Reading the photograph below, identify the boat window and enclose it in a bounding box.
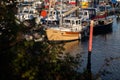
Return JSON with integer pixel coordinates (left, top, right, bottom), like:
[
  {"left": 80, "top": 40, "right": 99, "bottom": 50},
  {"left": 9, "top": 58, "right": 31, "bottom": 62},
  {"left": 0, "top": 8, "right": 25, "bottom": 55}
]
[
  {"left": 57, "top": 11, "right": 60, "bottom": 15},
  {"left": 72, "top": 20, "right": 74, "bottom": 24},
  {"left": 79, "top": 12, "right": 83, "bottom": 15},
  {"left": 107, "top": 6, "right": 110, "bottom": 9},
  {"left": 30, "top": 11, "right": 33, "bottom": 14},
  {"left": 84, "top": 12, "right": 87, "bottom": 15},
  {"left": 76, "top": 21, "right": 79, "bottom": 25},
  {"left": 65, "top": 20, "right": 70, "bottom": 23},
  {"left": 79, "top": 20, "right": 81, "bottom": 24},
  {"left": 24, "top": 10, "right": 29, "bottom": 13},
  {"left": 50, "top": 12, "right": 52, "bottom": 14},
  {"left": 99, "top": 6, "right": 105, "bottom": 11},
  {"left": 20, "top": 10, "right": 22, "bottom": 13},
  {"left": 106, "top": 6, "right": 112, "bottom": 11}
]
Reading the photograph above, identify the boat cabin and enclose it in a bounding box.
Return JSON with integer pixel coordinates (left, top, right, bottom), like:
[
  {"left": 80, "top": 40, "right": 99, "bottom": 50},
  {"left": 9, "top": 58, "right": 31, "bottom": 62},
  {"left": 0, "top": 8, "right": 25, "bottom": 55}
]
[
  {"left": 79, "top": 10, "right": 90, "bottom": 21},
  {"left": 62, "top": 17, "right": 87, "bottom": 31},
  {"left": 16, "top": 7, "right": 37, "bottom": 21},
  {"left": 81, "top": 8, "right": 98, "bottom": 20},
  {"left": 44, "top": 8, "right": 59, "bottom": 24}
]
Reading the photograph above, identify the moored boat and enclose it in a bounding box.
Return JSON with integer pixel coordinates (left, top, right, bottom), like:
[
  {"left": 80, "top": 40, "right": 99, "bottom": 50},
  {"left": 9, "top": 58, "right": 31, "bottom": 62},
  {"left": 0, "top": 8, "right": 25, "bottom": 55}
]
[
  {"left": 93, "top": 18, "right": 113, "bottom": 34},
  {"left": 92, "top": 5, "right": 114, "bottom": 34},
  {"left": 45, "top": 0, "right": 90, "bottom": 42},
  {"left": 45, "top": 17, "right": 89, "bottom": 41}
]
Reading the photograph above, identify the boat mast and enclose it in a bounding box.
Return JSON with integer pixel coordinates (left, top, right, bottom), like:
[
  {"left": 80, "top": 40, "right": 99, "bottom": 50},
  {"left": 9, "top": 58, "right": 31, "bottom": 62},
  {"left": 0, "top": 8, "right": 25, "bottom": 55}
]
[
  {"left": 75, "top": 0, "right": 79, "bottom": 17},
  {"left": 48, "top": 0, "right": 56, "bottom": 19},
  {"left": 59, "top": 0, "right": 63, "bottom": 26}
]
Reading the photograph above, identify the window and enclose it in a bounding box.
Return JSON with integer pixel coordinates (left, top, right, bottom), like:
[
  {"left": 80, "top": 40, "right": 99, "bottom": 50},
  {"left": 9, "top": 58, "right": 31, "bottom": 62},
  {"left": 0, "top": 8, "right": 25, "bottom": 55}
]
[
  {"left": 99, "top": 6, "right": 105, "bottom": 11},
  {"left": 72, "top": 20, "right": 74, "bottom": 24},
  {"left": 24, "top": 10, "right": 29, "bottom": 13},
  {"left": 76, "top": 21, "right": 79, "bottom": 24},
  {"left": 84, "top": 12, "right": 87, "bottom": 15},
  {"left": 30, "top": 11, "right": 33, "bottom": 14}
]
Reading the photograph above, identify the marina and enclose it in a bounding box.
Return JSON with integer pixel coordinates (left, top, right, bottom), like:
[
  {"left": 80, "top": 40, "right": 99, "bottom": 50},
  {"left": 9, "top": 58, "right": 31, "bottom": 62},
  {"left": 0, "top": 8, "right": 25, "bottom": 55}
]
[
  {"left": 1, "top": 0, "right": 120, "bottom": 80},
  {"left": 15, "top": 1, "right": 120, "bottom": 79},
  {"left": 14, "top": 0, "right": 120, "bottom": 80},
  {"left": 14, "top": 0, "right": 120, "bottom": 42}
]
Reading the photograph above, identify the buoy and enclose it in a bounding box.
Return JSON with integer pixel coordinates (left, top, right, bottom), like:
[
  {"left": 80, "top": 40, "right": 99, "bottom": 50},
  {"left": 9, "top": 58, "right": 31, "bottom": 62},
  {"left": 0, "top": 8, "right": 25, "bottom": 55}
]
[{"left": 40, "top": 10, "right": 47, "bottom": 18}]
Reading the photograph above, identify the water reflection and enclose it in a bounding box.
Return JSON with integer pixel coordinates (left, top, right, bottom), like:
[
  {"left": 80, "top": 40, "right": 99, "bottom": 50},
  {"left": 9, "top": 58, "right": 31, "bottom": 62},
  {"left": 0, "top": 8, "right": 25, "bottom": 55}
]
[
  {"left": 86, "top": 51, "right": 92, "bottom": 80},
  {"left": 63, "top": 40, "right": 83, "bottom": 56}
]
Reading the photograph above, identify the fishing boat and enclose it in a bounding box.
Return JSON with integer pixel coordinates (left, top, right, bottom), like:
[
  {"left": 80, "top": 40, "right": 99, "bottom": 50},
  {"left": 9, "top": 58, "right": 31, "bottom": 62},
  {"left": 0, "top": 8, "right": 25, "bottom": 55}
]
[
  {"left": 45, "top": 16, "right": 89, "bottom": 41},
  {"left": 44, "top": 0, "right": 90, "bottom": 42},
  {"left": 93, "top": 18, "right": 113, "bottom": 34},
  {"left": 76, "top": 0, "right": 114, "bottom": 36},
  {"left": 93, "top": 5, "right": 113, "bottom": 34}
]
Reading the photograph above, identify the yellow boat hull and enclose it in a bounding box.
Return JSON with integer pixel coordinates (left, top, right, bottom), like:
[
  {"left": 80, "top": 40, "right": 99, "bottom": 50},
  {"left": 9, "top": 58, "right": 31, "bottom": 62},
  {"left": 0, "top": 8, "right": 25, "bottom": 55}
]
[{"left": 46, "top": 29, "right": 81, "bottom": 41}]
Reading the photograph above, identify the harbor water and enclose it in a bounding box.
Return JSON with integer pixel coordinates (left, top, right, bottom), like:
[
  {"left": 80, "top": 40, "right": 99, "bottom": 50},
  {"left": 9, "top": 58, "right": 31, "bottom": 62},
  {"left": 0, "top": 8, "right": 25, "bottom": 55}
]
[{"left": 64, "top": 17, "right": 120, "bottom": 80}]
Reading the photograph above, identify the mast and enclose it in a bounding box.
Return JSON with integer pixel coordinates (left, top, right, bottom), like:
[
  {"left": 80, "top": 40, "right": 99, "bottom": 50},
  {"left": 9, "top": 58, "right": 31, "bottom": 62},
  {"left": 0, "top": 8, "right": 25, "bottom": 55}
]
[
  {"left": 48, "top": 0, "right": 56, "bottom": 19},
  {"left": 59, "top": 0, "right": 63, "bottom": 26},
  {"left": 75, "top": 0, "right": 79, "bottom": 17}
]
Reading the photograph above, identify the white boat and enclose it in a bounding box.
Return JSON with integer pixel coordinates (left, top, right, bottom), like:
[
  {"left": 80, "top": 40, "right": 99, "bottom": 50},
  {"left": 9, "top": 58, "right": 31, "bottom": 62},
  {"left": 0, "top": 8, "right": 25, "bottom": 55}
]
[
  {"left": 15, "top": 7, "right": 37, "bottom": 22},
  {"left": 45, "top": 8, "right": 60, "bottom": 24}
]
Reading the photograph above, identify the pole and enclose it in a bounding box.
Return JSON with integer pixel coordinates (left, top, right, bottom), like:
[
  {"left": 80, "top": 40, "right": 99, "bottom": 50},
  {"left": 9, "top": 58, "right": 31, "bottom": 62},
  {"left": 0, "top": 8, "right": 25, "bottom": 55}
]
[
  {"left": 75, "top": 0, "right": 78, "bottom": 17},
  {"left": 86, "top": 20, "right": 94, "bottom": 80},
  {"left": 59, "top": 0, "right": 63, "bottom": 26},
  {"left": 88, "top": 20, "right": 94, "bottom": 52}
]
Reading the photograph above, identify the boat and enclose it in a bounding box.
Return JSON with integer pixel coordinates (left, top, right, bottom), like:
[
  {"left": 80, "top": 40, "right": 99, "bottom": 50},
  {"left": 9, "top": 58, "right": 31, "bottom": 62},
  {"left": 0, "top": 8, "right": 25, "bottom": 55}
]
[
  {"left": 92, "top": 5, "right": 113, "bottom": 34},
  {"left": 45, "top": 8, "right": 60, "bottom": 24},
  {"left": 80, "top": 2, "right": 114, "bottom": 34},
  {"left": 44, "top": 0, "right": 90, "bottom": 42},
  {"left": 93, "top": 18, "right": 113, "bottom": 34},
  {"left": 45, "top": 16, "right": 89, "bottom": 41},
  {"left": 16, "top": 4, "right": 37, "bottom": 22}
]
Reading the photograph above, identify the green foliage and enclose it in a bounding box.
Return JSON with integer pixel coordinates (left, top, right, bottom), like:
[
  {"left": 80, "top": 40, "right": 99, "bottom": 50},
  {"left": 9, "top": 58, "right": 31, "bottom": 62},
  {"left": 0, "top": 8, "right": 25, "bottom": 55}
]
[
  {"left": 10, "top": 40, "right": 82, "bottom": 80},
  {"left": 0, "top": 0, "right": 20, "bottom": 50}
]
